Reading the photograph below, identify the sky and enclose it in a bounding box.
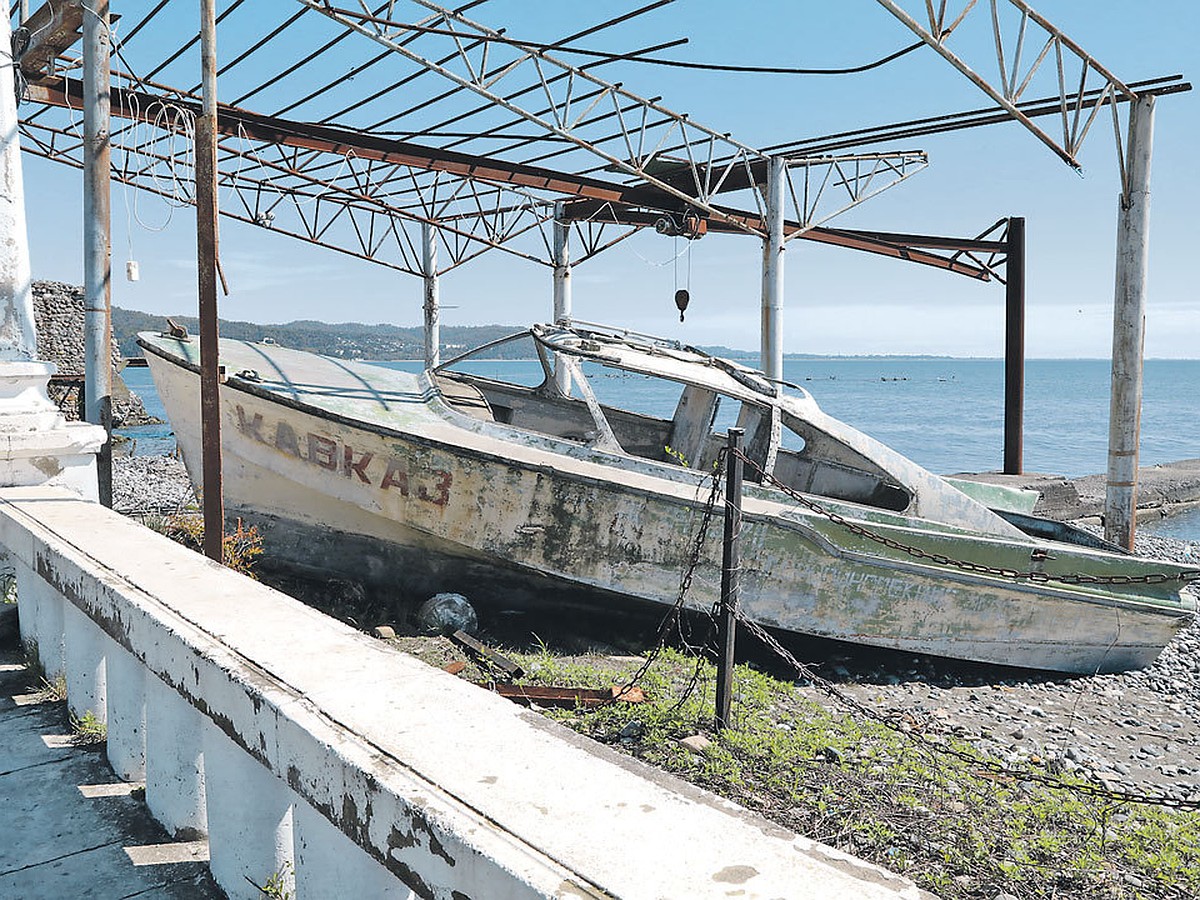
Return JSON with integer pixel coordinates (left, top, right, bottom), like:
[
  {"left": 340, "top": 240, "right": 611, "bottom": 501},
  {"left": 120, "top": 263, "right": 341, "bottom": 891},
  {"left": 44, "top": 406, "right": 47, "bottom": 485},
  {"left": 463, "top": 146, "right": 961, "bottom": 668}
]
[{"left": 15, "top": 0, "right": 1200, "bottom": 358}]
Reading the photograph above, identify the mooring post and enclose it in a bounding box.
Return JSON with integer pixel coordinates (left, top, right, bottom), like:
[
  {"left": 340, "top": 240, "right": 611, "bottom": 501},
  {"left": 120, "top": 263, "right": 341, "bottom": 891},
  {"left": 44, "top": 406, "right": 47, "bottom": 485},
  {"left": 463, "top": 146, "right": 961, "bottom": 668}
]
[
  {"left": 760, "top": 157, "right": 785, "bottom": 382},
  {"left": 1002, "top": 216, "right": 1025, "bottom": 476},
  {"left": 715, "top": 428, "right": 744, "bottom": 732},
  {"left": 552, "top": 203, "right": 572, "bottom": 393},
  {"left": 197, "top": 0, "right": 224, "bottom": 562},
  {"left": 1105, "top": 96, "right": 1155, "bottom": 551},
  {"left": 422, "top": 220, "right": 439, "bottom": 368},
  {"left": 83, "top": 0, "right": 113, "bottom": 507}
]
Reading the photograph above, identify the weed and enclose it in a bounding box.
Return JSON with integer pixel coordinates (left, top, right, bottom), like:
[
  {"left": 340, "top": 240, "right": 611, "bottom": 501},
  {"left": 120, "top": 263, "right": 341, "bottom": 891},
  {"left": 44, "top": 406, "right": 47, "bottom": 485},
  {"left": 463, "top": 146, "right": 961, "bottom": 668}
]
[
  {"left": 663, "top": 445, "right": 689, "bottom": 468},
  {"left": 70, "top": 709, "right": 107, "bottom": 746},
  {"left": 143, "top": 513, "right": 264, "bottom": 577},
  {"left": 40, "top": 673, "right": 67, "bottom": 702},
  {"left": 250, "top": 861, "right": 294, "bottom": 899},
  {"left": 0, "top": 569, "right": 16, "bottom": 604}
]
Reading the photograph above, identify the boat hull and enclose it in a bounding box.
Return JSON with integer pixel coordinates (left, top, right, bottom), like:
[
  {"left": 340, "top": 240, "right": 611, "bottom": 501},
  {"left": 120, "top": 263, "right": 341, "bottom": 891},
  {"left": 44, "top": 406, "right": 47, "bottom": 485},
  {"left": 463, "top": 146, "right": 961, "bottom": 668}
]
[{"left": 143, "top": 338, "right": 1194, "bottom": 674}]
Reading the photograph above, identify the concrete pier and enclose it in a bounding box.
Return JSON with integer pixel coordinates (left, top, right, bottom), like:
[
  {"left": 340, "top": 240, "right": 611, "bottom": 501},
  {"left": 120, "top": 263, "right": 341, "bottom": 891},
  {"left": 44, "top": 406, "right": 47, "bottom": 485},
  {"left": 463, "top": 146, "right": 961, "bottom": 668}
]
[{"left": 955, "top": 458, "right": 1200, "bottom": 526}]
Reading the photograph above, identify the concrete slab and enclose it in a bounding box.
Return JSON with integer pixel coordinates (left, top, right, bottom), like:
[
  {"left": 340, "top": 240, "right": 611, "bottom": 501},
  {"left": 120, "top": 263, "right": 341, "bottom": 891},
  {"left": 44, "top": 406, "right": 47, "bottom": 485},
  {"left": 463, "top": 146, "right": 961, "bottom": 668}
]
[
  {"left": 0, "top": 650, "right": 221, "bottom": 900},
  {"left": 952, "top": 458, "right": 1200, "bottom": 523}
]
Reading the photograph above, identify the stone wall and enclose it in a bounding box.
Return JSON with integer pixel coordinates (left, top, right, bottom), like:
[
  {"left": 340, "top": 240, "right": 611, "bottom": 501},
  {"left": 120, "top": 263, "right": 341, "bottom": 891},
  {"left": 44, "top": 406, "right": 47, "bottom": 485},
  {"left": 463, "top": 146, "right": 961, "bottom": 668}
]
[{"left": 31, "top": 280, "right": 156, "bottom": 427}]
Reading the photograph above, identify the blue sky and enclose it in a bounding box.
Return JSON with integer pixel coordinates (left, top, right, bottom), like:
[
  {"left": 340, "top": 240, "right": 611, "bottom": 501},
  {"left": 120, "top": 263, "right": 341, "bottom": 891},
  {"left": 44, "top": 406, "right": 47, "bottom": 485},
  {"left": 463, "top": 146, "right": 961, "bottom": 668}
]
[{"left": 17, "top": 0, "right": 1200, "bottom": 358}]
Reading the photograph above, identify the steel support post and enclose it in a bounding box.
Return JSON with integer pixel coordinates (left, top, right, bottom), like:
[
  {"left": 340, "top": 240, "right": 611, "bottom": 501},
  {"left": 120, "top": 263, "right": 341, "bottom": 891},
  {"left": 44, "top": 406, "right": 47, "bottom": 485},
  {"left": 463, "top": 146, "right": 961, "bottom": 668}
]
[
  {"left": 552, "top": 204, "right": 572, "bottom": 393},
  {"left": 760, "top": 158, "right": 785, "bottom": 382},
  {"left": 19, "top": 1, "right": 28, "bottom": 25},
  {"left": 715, "top": 428, "right": 744, "bottom": 732},
  {"left": 1105, "top": 97, "right": 1156, "bottom": 550},
  {"left": 83, "top": 0, "right": 113, "bottom": 506},
  {"left": 1002, "top": 217, "right": 1026, "bottom": 475},
  {"left": 421, "top": 221, "right": 439, "bottom": 368},
  {"left": 197, "top": 0, "right": 224, "bottom": 562}
]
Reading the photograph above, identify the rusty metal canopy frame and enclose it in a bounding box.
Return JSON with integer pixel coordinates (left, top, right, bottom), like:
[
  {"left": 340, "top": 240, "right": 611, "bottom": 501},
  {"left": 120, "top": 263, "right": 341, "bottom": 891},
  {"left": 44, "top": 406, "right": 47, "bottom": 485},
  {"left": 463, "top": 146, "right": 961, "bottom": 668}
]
[
  {"left": 11, "top": 0, "right": 977, "bottom": 282},
  {"left": 10, "top": 1, "right": 1189, "bottom": 281}
]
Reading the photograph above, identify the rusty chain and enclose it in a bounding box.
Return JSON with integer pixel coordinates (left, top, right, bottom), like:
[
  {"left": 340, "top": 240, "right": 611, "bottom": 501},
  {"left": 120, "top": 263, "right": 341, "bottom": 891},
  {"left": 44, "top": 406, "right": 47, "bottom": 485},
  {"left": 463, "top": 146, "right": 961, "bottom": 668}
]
[
  {"left": 733, "top": 448, "right": 1200, "bottom": 587},
  {"left": 608, "top": 449, "right": 729, "bottom": 707}
]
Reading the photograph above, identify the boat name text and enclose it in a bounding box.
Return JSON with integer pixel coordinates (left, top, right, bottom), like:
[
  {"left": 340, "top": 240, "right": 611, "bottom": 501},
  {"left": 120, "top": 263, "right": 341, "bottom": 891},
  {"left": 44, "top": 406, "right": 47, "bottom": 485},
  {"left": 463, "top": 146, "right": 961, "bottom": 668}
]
[{"left": 235, "top": 405, "right": 451, "bottom": 506}]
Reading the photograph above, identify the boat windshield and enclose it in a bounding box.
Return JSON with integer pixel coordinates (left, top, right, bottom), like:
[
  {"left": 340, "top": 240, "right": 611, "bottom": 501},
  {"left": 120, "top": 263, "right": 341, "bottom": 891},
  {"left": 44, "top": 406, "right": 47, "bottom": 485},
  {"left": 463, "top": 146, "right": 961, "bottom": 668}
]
[{"left": 432, "top": 329, "right": 775, "bottom": 476}]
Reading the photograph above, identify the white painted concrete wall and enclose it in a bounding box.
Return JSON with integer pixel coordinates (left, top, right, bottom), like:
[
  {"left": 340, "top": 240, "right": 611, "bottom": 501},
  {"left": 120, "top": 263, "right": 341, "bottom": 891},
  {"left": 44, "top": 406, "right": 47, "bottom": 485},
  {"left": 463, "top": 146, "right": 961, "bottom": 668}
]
[{"left": 3, "top": 485, "right": 935, "bottom": 900}]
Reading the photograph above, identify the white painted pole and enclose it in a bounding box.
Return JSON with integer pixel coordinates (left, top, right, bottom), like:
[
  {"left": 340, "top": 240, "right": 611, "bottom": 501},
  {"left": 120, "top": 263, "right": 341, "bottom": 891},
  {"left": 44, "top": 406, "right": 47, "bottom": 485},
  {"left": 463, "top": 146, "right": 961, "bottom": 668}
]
[
  {"left": 760, "top": 157, "right": 785, "bottom": 382},
  {"left": 1104, "top": 96, "right": 1155, "bottom": 551},
  {"left": 422, "top": 221, "right": 439, "bottom": 368},
  {"left": 0, "top": 3, "right": 38, "bottom": 361},
  {"left": 83, "top": 0, "right": 113, "bottom": 507},
  {"left": 552, "top": 204, "right": 572, "bottom": 393}
]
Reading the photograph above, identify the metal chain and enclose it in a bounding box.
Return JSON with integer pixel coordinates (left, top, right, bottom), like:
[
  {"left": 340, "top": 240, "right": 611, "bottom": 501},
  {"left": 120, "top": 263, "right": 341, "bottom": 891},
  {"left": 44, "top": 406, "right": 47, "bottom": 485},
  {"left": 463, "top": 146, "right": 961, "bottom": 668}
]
[
  {"left": 734, "top": 609, "right": 1200, "bottom": 811},
  {"left": 608, "top": 449, "right": 728, "bottom": 706},
  {"left": 734, "top": 449, "right": 1200, "bottom": 586}
]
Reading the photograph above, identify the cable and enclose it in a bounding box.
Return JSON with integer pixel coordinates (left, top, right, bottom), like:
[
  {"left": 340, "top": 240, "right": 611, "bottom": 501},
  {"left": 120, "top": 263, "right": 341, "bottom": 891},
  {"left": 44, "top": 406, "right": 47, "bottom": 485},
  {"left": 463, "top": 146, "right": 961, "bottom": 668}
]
[
  {"left": 590, "top": 40, "right": 926, "bottom": 76},
  {"left": 328, "top": 9, "right": 926, "bottom": 76}
]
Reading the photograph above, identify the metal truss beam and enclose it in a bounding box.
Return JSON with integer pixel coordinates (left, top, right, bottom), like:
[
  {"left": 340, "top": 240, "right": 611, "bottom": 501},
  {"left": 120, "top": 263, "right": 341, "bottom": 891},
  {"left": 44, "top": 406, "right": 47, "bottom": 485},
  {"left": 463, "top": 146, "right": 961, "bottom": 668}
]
[
  {"left": 874, "top": 0, "right": 1147, "bottom": 192},
  {"left": 296, "top": 0, "right": 926, "bottom": 237}
]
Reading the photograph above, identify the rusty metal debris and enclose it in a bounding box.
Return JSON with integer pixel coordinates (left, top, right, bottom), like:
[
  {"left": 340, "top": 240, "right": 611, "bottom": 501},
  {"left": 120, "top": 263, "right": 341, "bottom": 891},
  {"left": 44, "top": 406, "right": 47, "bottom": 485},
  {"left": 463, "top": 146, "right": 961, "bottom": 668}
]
[
  {"left": 441, "top": 631, "right": 645, "bottom": 706},
  {"left": 492, "top": 683, "right": 645, "bottom": 708},
  {"left": 449, "top": 629, "right": 524, "bottom": 680}
]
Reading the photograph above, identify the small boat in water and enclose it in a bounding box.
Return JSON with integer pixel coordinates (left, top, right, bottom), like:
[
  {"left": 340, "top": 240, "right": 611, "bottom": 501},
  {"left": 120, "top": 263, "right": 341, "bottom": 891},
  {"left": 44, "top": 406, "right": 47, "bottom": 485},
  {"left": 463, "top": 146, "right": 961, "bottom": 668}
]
[{"left": 139, "top": 322, "right": 1196, "bottom": 673}]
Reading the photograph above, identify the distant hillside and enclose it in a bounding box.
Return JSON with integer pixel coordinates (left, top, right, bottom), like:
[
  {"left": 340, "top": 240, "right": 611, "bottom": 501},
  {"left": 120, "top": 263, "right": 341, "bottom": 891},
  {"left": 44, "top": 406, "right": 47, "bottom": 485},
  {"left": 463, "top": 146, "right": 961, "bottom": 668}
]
[
  {"left": 115, "top": 307, "right": 950, "bottom": 363},
  {"left": 114, "top": 307, "right": 523, "bottom": 360}
]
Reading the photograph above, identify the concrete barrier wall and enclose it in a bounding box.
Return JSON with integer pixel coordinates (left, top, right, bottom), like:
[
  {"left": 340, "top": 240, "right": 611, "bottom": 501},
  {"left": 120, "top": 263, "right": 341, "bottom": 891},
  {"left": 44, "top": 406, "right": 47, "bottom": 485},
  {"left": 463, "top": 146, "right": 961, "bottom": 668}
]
[{"left": 2, "top": 485, "right": 932, "bottom": 900}]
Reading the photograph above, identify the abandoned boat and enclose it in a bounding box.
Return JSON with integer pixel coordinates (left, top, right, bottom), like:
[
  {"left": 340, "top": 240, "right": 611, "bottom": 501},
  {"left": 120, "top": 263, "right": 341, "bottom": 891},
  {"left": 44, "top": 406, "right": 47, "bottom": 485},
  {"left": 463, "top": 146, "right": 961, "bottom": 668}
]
[{"left": 138, "top": 322, "right": 1196, "bottom": 674}]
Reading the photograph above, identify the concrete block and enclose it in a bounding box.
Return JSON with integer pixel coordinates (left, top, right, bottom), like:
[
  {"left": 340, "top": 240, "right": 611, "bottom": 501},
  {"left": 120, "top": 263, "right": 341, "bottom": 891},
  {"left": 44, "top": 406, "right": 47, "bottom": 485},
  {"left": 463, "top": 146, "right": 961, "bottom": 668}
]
[
  {"left": 62, "top": 598, "right": 104, "bottom": 722},
  {"left": 104, "top": 635, "right": 146, "bottom": 781},
  {"left": 145, "top": 672, "right": 207, "bottom": 840},
  {"left": 203, "top": 723, "right": 295, "bottom": 900}
]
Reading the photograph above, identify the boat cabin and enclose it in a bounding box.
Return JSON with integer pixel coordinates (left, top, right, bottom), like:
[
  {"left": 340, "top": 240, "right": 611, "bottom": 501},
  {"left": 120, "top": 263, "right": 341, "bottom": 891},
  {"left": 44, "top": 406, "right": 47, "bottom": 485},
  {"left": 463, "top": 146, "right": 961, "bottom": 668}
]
[{"left": 431, "top": 323, "right": 912, "bottom": 513}]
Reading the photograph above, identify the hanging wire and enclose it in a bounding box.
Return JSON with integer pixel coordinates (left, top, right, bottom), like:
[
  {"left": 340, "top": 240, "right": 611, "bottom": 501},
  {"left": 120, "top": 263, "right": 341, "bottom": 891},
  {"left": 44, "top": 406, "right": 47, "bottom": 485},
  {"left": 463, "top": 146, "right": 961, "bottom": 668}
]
[{"left": 344, "top": 16, "right": 927, "bottom": 76}]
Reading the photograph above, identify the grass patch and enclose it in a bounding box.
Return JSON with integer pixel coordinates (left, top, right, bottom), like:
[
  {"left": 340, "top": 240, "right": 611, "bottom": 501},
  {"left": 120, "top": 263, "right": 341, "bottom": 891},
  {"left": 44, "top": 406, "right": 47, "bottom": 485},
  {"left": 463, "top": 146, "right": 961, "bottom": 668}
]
[{"left": 422, "top": 642, "right": 1199, "bottom": 900}]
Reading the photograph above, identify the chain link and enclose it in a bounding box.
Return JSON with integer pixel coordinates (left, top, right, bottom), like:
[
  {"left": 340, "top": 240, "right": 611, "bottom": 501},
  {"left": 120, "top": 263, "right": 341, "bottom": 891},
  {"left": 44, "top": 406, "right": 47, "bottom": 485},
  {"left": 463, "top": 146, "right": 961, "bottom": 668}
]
[{"left": 733, "top": 449, "right": 1200, "bottom": 587}]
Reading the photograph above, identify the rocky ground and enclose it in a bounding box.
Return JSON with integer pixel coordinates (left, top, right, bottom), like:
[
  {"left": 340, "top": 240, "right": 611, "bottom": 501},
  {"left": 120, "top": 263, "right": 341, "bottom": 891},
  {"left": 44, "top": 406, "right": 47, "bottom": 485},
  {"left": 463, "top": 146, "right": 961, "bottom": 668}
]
[
  {"left": 796, "top": 526, "right": 1200, "bottom": 804},
  {"left": 112, "top": 454, "right": 1200, "bottom": 807},
  {"left": 112, "top": 455, "right": 197, "bottom": 516}
]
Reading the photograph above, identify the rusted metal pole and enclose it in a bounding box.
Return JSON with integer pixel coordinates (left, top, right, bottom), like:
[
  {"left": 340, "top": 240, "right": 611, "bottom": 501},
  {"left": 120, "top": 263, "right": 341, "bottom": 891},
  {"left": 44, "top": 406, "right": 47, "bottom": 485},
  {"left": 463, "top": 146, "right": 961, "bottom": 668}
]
[
  {"left": 760, "top": 158, "right": 785, "bottom": 381},
  {"left": 715, "top": 428, "right": 744, "bottom": 732},
  {"left": 83, "top": 0, "right": 113, "bottom": 507},
  {"left": 1002, "top": 216, "right": 1025, "bottom": 476},
  {"left": 421, "top": 220, "right": 439, "bottom": 368},
  {"left": 1105, "top": 96, "right": 1156, "bottom": 550},
  {"left": 197, "top": 0, "right": 223, "bottom": 562},
  {"left": 552, "top": 202, "right": 571, "bottom": 393}
]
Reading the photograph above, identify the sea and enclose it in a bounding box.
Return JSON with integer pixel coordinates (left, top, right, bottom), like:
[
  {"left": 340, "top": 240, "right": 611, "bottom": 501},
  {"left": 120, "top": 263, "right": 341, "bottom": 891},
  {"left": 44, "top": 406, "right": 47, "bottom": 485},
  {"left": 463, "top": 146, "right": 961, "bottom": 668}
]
[{"left": 119, "top": 357, "right": 1200, "bottom": 539}]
